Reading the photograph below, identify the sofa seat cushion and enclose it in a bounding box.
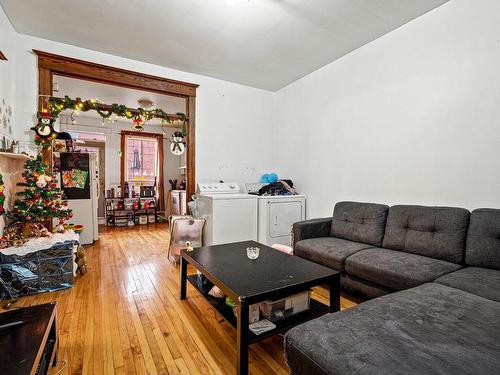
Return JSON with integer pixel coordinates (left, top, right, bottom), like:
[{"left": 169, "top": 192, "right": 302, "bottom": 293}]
[
  {"left": 285, "top": 283, "right": 500, "bottom": 375},
  {"left": 435, "top": 267, "right": 500, "bottom": 302},
  {"left": 345, "top": 247, "right": 461, "bottom": 290},
  {"left": 382, "top": 205, "right": 469, "bottom": 264},
  {"left": 295, "top": 237, "right": 373, "bottom": 271}
]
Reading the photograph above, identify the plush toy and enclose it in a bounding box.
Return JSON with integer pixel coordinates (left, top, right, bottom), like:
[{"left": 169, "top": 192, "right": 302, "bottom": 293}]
[
  {"left": 31, "top": 112, "right": 58, "bottom": 148},
  {"left": 170, "top": 131, "right": 186, "bottom": 155},
  {"left": 75, "top": 245, "right": 88, "bottom": 275}
]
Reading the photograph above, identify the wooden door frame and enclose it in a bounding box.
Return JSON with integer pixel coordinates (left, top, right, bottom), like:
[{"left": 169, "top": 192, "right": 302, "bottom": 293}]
[
  {"left": 34, "top": 50, "right": 198, "bottom": 200},
  {"left": 120, "top": 130, "right": 165, "bottom": 211}
]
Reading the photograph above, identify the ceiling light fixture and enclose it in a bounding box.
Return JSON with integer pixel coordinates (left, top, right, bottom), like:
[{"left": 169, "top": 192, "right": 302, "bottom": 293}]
[{"left": 137, "top": 98, "right": 154, "bottom": 109}]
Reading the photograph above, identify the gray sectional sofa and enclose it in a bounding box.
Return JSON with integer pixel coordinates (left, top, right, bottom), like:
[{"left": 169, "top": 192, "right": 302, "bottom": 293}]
[{"left": 285, "top": 202, "right": 500, "bottom": 374}]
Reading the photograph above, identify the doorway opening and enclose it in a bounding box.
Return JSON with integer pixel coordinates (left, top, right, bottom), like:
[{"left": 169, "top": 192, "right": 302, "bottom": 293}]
[
  {"left": 34, "top": 50, "right": 198, "bottom": 199},
  {"left": 55, "top": 75, "right": 190, "bottom": 229}
]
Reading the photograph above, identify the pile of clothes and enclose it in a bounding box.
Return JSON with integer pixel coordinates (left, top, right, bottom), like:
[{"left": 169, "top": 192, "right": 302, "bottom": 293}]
[{"left": 258, "top": 179, "right": 296, "bottom": 196}]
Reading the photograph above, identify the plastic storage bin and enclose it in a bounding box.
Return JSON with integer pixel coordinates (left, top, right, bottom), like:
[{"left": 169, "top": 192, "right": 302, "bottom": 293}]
[{"left": 0, "top": 240, "right": 76, "bottom": 299}]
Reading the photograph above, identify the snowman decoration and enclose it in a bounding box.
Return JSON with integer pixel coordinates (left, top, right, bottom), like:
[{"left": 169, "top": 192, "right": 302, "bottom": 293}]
[{"left": 170, "top": 131, "right": 186, "bottom": 156}]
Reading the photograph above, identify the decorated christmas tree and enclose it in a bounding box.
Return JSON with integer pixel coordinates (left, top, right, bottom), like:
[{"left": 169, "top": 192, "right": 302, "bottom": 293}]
[{"left": 6, "top": 155, "right": 72, "bottom": 238}]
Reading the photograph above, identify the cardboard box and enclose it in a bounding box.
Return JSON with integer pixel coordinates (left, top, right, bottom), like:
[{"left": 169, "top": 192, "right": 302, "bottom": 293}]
[{"left": 260, "top": 290, "right": 311, "bottom": 322}]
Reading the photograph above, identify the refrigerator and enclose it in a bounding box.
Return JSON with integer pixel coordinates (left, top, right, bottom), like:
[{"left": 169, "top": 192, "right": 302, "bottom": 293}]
[{"left": 58, "top": 152, "right": 99, "bottom": 245}]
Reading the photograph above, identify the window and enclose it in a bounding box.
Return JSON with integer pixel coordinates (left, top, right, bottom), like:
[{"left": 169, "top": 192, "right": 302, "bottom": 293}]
[
  {"left": 120, "top": 131, "right": 164, "bottom": 211},
  {"left": 125, "top": 136, "right": 159, "bottom": 184}
]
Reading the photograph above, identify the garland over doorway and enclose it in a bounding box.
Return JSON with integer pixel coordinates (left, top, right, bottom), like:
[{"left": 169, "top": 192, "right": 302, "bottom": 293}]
[{"left": 32, "top": 95, "right": 188, "bottom": 149}]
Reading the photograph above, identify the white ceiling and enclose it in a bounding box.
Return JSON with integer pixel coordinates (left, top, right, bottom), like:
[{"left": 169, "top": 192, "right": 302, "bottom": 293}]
[{"left": 1, "top": 0, "right": 448, "bottom": 91}]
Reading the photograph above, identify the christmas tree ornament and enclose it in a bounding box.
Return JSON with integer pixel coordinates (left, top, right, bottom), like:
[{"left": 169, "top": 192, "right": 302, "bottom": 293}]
[
  {"left": 36, "top": 174, "right": 48, "bottom": 188},
  {"left": 170, "top": 131, "right": 186, "bottom": 155}
]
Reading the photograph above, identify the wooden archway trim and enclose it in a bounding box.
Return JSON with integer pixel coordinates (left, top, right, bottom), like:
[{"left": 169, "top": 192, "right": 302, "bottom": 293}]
[{"left": 34, "top": 50, "right": 198, "bottom": 200}]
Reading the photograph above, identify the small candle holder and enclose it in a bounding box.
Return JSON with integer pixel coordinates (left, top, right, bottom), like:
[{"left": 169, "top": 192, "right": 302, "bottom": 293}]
[{"left": 246, "top": 246, "right": 260, "bottom": 260}]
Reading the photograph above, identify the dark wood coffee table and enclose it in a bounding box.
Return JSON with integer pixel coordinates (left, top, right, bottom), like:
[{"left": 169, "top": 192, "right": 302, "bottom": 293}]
[
  {"left": 180, "top": 240, "right": 340, "bottom": 375},
  {"left": 0, "top": 302, "right": 58, "bottom": 375}
]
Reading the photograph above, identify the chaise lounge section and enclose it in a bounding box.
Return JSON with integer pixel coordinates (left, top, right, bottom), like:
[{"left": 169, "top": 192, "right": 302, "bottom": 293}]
[{"left": 286, "top": 203, "right": 500, "bottom": 374}]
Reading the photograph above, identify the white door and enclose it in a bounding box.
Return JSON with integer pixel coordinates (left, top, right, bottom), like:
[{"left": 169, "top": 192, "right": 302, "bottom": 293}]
[{"left": 268, "top": 200, "right": 304, "bottom": 239}]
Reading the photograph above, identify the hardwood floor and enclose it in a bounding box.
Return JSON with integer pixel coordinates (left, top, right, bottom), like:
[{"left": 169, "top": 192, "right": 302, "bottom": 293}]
[{"left": 1, "top": 223, "right": 359, "bottom": 375}]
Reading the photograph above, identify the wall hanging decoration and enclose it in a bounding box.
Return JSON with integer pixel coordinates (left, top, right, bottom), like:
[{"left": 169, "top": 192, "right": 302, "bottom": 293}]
[
  {"left": 0, "top": 173, "right": 5, "bottom": 216},
  {"left": 132, "top": 115, "right": 145, "bottom": 131},
  {"left": 0, "top": 98, "right": 13, "bottom": 136},
  {"left": 170, "top": 131, "right": 186, "bottom": 155},
  {"left": 31, "top": 111, "right": 58, "bottom": 148}
]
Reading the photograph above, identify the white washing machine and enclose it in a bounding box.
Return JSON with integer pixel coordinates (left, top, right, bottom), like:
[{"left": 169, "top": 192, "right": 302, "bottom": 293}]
[
  {"left": 246, "top": 183, "right": 306, "bottom": 246},
  {"left": 197, "top": 183, "right": 258, "bottom": 246}
]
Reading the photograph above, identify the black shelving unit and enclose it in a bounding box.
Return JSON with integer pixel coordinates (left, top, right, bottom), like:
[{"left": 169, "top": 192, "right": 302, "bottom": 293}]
[{"left": 105, "top": 196, "right": 158, "bottom": 227}]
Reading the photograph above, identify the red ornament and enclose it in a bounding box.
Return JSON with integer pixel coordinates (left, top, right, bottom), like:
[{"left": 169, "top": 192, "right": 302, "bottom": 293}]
[{"left": 26, "top": 216, "right": 32, "bottom": 221}]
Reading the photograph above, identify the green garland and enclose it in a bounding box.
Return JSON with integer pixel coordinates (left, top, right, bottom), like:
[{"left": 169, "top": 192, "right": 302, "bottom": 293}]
[{"left": 48, "top": 96, "right": 188, "bottom": 135}]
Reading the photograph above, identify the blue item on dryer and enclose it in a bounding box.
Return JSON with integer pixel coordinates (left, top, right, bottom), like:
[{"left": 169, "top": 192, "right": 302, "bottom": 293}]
[
  {"left": 268, "top": 173, "right": 278, "bottom": 183},
  {"left": 260, "top": 173, "right": 279, "bottom": 184}
]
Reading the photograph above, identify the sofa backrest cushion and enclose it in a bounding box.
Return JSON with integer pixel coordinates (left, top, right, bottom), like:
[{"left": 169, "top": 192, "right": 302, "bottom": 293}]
[
  {"left": 466, "top": 208, "right": 500, "bottom": 270},
  {"left": 382, "top": 205, "right": 469, "bottom": 264},
  {"left": 331, "top": 201, "right": 389, "bottom": 246},
  {"left": 383, "top": 205, "right": 470, "bottom": 264}
]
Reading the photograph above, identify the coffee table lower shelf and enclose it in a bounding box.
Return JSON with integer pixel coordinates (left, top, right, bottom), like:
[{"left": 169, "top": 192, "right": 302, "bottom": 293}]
[{"left": 186, "top": 274, "right": 329, "bottom": 344}]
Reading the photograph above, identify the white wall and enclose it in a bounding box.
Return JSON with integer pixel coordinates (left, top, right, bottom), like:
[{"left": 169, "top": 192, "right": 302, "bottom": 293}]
[
  {"left": 10, "top": 33, "right": 275, "bottom": 185},
  {"left": 0, "top": 7, "right": 16, "bottom": 141},
  {"left": 0, "top": 8, "right": 17, "bottom": 234},
  {"left": 274, "top": 0, "right": 500, "bottom": 218}
]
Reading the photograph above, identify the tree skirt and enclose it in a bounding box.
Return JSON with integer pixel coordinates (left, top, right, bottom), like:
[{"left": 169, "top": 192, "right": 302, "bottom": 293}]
[{"left": 0, "top": 230, "right": 80, "bottom": 256}]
